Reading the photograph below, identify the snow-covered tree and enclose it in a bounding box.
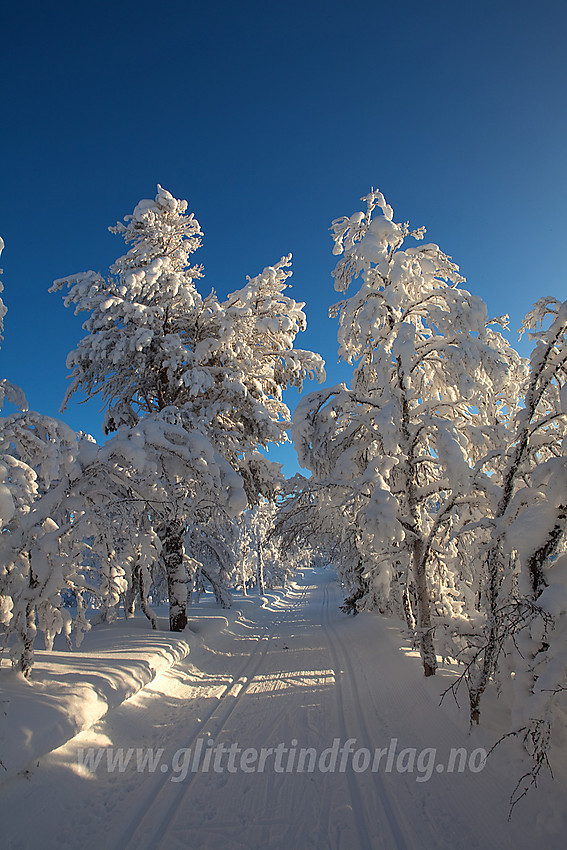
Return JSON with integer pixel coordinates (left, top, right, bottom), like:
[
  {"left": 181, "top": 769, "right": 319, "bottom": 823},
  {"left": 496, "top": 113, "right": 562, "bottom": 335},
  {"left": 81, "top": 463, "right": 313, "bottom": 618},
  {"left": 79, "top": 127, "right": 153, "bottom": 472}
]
[
  {"left": 1, "top": 241, "right": 132, "bottom": 672},
  {"left": 458, "top": 299, "right": 566, "bottom": 722},
  {"left": 0, "top": 237, "right": 38, "bottom": 421},
  {"left": 278, "top": 471, "right": 370, "bottom": 613},
  {"left": 235, "top": 501, "right": 284, "bottom": 596},
  {"left": 0, "top": 239, "right": 18, "bottom": 534},
  {"left": 0, "top": 407, "right": 96, "bottom": 675},
  {"left": 460, "top": 298, "right": 567, "bottom": 789},
  {"left": 1, "top": 243, "right": 87, "bottom": 674},
  {"left": 291, "top": 189, "right": 525, "bottom": 676},
  {"left": 51, "top": 186, "right": 324, "bottom": 629}
]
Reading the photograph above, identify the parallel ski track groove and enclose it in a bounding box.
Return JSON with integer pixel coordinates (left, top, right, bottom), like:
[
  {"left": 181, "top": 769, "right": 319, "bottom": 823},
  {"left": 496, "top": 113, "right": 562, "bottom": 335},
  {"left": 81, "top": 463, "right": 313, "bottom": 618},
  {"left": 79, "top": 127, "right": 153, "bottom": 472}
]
[
  {"left": 322, "top": 582, "right": 410, "bottom": 850},
  {"left": 115, "top": 583, "right": 311, "bottom": 850}
]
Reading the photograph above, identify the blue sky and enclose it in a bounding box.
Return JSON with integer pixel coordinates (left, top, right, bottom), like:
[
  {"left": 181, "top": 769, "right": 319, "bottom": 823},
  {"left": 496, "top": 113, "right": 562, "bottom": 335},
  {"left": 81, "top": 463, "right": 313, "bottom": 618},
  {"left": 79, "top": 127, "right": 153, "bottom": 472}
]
[{"left": 1, "top": 0, "right": 566, "bottom": 475}]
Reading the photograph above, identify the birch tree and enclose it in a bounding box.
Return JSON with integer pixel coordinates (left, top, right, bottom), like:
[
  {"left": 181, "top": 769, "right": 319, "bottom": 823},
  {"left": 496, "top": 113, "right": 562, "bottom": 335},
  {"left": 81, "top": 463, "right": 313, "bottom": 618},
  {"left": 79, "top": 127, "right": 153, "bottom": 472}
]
[
  {"left": 292, "top": 189, "right": 524, "bottom": 676},
  {"left": 51, "top": 186, "right": 324, "bottom": 630},
  {"left": 1, "top": 241, "right": 90, "bottom": 675}
]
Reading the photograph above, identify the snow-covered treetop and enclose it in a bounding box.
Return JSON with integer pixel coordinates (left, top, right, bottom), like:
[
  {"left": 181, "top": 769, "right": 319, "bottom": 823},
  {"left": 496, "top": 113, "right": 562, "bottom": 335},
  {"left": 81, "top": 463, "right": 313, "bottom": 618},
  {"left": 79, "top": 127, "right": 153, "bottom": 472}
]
[
  {"left": 327, "top": 188, "right": 525, "bottom": 413},
  {"left": 51, "top": 186, "right": 324, "bottom": 502},
  {"left": 507, "top": 295, "right": 567, "bottom": 480},
  {"left": 96, "top": 408, "right": 248, "bottom": 522},
  {"left": 520, "top": 296, "right": 567, "bottom": 418},
  {"left": 50, "top": 186, "right": 207, "bottom": 424},
  {"left": 109, "top": 184, "right": 204, "bottom": 298},
  {"left": 292, "top": 188, "right": 529, "bottom": 565}
]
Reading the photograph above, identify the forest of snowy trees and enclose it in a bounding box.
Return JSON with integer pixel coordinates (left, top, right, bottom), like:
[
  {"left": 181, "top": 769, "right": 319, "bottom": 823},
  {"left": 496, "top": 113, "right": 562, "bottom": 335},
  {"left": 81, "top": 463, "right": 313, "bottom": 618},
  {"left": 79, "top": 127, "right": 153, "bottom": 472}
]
[{"left": 1, "top": 186, "right": 566, "bottom": 797}]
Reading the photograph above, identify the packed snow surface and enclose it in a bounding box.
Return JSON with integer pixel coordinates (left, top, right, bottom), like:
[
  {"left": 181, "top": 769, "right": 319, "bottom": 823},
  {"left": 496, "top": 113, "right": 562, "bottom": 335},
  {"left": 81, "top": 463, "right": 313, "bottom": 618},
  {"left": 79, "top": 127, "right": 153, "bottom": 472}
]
[{"left": 1, "top": 567, "right": 565, "bottom": 849}]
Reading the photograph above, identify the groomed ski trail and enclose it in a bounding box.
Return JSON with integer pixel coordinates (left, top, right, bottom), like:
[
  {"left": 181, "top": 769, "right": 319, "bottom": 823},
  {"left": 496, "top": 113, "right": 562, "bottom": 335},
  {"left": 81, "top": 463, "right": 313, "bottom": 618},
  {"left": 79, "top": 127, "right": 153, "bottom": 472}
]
[{"left": 1, "top": 567, "right": 564, "bottom": 849}]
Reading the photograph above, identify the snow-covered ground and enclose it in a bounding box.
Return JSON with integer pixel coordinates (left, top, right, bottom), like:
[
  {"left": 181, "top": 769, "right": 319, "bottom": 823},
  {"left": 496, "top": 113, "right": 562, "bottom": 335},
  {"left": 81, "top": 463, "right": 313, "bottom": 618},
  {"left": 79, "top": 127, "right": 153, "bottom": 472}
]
[
  {"left": 1, "top": 566, "right": 565, "bottom": 849},
  {"left": 0, "top": 616, "right": 191, "bottom": 783}
]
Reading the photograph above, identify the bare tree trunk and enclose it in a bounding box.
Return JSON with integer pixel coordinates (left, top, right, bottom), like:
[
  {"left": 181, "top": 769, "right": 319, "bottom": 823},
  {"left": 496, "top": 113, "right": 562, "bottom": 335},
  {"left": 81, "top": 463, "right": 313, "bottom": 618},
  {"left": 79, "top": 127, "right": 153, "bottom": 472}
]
[
  {"left": 22, "top": 563, "right": 39, "bottom": 678},
  {"left": 412, "top": 538, "right": 437, "bottom": 677},
  {"left": 256, "top": 538, "right": 266, "bottom": 597},
  {"left": 402, "top": 582, "right": 419, "bottom": 649},
  {"left": 138, "top": 563, "right": 158, "bottom": 630},
  {"left": 124, "top": 563, "right": 141, "bottom": 617},
  {"left": 201, "top": 567, "right": 232, "bottom": 608},
  {"left": 526, "top": 509, "right": 564, "bottom": 596},
  {"left": 186, "top": 563, "right": 195, "bottom": 605},
  {"left": 396, "top": 358, "right": 436, "bottom": 677},
  {"left": 161, "top": 522, "right": 187, "bottom": 632},
  {"left": 469, "top": 539, "right": 502, "bottom": 723},
  {"left": 22, "top": 602, "right": 36, "bottom": 679}
]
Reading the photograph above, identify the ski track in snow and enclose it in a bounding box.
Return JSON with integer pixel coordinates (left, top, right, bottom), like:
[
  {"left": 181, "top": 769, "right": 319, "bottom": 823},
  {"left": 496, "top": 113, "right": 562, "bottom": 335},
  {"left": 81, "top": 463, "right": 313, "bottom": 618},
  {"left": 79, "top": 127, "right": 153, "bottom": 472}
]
[
  {"left": 117, "top": 581, "right": 310, "bottom": 850},
  {"left": 321, "top": 582, "right": 408, "bottom": 850},
  {"left": 1, "top": 567, "right": 565, "bottom": 849}
]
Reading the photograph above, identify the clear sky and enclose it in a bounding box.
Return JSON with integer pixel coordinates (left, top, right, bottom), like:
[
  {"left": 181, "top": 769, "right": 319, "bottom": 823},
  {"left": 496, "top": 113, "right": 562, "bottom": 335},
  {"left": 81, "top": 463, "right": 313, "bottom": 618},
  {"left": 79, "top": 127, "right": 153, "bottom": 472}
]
[{"left": 1, "top": 0, "right": 566, "bottom": 475}]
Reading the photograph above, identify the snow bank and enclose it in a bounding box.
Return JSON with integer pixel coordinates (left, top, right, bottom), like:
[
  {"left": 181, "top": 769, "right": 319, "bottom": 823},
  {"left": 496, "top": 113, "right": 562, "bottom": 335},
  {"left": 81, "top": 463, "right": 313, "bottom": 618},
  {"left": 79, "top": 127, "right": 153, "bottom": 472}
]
[{"left": 0, "top": 615, "right": 190, "bottom": 783}]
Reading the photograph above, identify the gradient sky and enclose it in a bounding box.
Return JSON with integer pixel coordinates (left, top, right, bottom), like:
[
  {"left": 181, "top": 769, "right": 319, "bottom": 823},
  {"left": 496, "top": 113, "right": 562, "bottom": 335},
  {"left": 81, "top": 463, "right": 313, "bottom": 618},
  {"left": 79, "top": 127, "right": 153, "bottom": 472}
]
[{"left": 1, "top": 0, "right": 566, "bottom": 475}]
